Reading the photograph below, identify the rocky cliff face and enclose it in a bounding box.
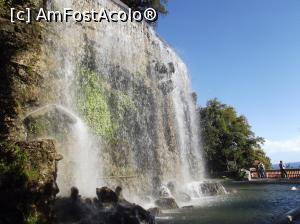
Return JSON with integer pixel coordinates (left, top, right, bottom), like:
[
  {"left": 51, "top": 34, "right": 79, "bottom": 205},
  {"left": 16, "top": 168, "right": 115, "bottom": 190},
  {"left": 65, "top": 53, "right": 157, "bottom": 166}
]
[
  {"left": 0, "top": 139, "right": 60, "bottom": 223},
  {"left": 0, "top": 0, "right": 45, "bottom": 141},
  {"left": 0, "top": 0, "right": 204, "bottom": 202}
]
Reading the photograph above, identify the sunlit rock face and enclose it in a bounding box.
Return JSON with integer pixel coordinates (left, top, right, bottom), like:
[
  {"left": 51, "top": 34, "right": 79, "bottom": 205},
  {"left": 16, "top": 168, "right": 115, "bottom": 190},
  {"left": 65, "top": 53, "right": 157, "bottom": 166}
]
[{"left": 1, "top": 0, "right": 204, "bottom": 198}]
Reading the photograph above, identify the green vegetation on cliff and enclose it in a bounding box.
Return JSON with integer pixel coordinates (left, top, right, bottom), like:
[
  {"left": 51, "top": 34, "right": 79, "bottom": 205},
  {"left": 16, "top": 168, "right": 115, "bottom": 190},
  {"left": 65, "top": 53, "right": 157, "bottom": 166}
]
[
  {"left": 0, "top": 141, "right": 39, "bottom": 187},
  {"left": 75, "top": 68, "right": 137, "bottom": 142},
  {"left": 200, "top": 99, "right": 271, "bottom": 176},
  {"left": 76, "top": 68, "right": 115, "bottom": 138},
  {"left": 0, "top": 140, "right": 58, "bottom": 223},
  {"left": 0, "top": 141, "right": 40, "bottom": 223}
]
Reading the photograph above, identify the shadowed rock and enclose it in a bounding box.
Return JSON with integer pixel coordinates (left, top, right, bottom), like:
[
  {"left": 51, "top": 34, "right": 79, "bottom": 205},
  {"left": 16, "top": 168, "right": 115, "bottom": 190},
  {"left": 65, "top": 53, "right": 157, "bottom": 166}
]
[
  {"left": 54, "top": 186, "right": 156, "bottom": 224},
  {"left": 0, "top": 140, "right": 59, "bottom": 223},
  {"left": 96, "top": 186, "right": 118, "bottom": 204}
]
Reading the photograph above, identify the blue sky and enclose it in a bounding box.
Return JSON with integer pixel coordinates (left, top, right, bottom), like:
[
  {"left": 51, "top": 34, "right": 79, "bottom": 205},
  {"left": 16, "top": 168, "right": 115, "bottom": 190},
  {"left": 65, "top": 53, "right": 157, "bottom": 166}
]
[{"left": 157, "top": 0, "right": 300, "bottom": 163}]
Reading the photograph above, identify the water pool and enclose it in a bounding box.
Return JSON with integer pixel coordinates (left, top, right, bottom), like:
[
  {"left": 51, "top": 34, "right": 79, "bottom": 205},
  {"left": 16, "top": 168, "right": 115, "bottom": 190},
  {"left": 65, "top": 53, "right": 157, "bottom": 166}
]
[{"left": 156, "top": 183, "right": 300, "bottom": 224}]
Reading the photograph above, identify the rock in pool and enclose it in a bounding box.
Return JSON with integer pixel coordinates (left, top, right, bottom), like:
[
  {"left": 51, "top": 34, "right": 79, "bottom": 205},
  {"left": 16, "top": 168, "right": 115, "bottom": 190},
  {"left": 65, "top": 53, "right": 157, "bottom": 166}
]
[
  {"left": 96, "top": 186, "right": 118, "bottom": 204},
  {"left": 155, "top": 197, "right": 179, "bottom": 209}
]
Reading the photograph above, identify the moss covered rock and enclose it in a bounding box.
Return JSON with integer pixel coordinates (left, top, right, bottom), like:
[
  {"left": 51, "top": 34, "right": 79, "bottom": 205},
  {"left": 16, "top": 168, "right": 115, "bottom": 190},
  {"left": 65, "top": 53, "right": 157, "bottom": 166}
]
[{"left": 0, "top": 139, "right": 60, "bottom": 223}]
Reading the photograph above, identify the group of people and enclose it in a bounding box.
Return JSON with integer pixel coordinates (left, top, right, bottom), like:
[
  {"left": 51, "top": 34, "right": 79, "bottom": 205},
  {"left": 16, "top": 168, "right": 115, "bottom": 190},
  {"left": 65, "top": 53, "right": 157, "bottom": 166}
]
[
  {"left": 257, "top": 160, "right": 288, "bottom": 179},
  {"left": 257, "top": 162, "right": 266, "bottom": 178}
]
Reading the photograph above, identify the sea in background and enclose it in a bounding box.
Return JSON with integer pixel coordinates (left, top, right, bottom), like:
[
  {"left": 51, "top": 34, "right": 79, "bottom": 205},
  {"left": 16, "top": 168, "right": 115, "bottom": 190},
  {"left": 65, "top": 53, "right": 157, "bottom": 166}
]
[{"left": 272, "top": 162, "right": 300, "bottom": 169}]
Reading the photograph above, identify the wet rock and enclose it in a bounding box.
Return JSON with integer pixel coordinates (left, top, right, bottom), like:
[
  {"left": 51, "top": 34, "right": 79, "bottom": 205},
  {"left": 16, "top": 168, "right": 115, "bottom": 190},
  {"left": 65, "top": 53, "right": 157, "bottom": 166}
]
[
  {"left": 113, "top": 204, "right": 156, "bottom": 224},
  {"left": 115, "top": 186, "right": 123, "bottom": 199},
  {"left": 200, "top": 182, "right": 227, "bottom": 196},
  {"left": 115, "top": 186, "right": 131, "bottom": 205},
  {"left": 158, "top": 79, "right": 174, "bottom": 95},
  {"left": 167, "top": 181, "right": 176, "bottom": 194},
  {"left": 155, "top": 62, "right": 168, "bottom": 74},
  {"left": 155, "top": 197, "right": 179, "bottom": 210},
  {"left": 96, "top": 187, "right": 118, "bottom": 204},
  {"left": 148, "top": 207, "right": 161, "bottom": 216},
  {"left": 70, "top": 186, "right": 80, "bottom": 202},
  {"left": 168, "top": 62, "right": 175, "bottom": 73},
  {"left": 55, "top": 187, "right": 156, "bottom": 224}
]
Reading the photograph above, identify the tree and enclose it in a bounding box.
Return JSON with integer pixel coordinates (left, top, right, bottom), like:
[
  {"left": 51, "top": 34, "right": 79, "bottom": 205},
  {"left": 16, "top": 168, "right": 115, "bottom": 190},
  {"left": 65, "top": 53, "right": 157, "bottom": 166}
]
[
  {"left": 120, "top": 0, "right": 168, "bottom": 15},
  {"left": 199, "top": 98, "right": 271, "bottom": 176}
]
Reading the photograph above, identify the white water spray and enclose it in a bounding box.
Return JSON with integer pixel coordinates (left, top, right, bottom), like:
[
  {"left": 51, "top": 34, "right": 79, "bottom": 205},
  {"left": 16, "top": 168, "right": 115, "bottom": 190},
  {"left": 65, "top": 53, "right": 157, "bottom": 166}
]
[
  {"left": 57, "top": 117, "right": 102, "bottom": 197},
  {"left": 171, "top": 62, "right": 204, "bottom": 182}
]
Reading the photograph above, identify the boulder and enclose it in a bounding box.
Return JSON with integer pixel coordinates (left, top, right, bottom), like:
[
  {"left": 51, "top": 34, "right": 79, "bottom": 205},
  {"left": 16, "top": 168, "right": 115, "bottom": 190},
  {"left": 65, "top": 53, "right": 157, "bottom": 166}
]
[
  {"left": 240, "top": 168, "right": 251, "bottom": 180},
  {"left": 155, "top": 197, "right": 179, "bottom": 210},
  {"left": 108, "top": 204, "right": 155, "bottom": 224},
  {"left": 115, "top": 186, "right": 123, "bottom": 200},
  {"left": 200, "top": 182, "right": 227, "bottom": 196},
  {"left": 96, "top": 187, "right": 118, "bottom": 204},
  {"left": 55, "top": 188, "right": 156, "bottom": 224},
  {"left": 70, "top": 187, "right": 80, "bottom": 202},
  {"left": 166, "top": 181, "right": 176, "bottom": 194}
]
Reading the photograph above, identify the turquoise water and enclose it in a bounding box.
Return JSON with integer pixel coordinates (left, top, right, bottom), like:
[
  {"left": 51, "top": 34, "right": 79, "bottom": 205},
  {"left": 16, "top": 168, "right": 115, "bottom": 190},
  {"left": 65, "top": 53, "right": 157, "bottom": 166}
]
[{"left": 156, "top": 183, "right": 300, "bottom": 224}]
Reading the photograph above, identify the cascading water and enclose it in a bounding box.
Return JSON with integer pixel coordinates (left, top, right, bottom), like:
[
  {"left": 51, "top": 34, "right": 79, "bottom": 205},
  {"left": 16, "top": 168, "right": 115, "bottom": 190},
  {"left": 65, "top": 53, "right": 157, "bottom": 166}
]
[
  {"left": 171, "top": 60, "right": 204, "bottom": 182},
  {"left": 39, "top": 0, "right": 207, "bottom": 199},
  {"left": 43, "top": 0, "right": 104, "bottom": 197},
  {"left": 153, "top": 31, "right": 205, "bottom": 184},
  {"left": 58, "top": 117, "right": 102, "bottom": 197}
]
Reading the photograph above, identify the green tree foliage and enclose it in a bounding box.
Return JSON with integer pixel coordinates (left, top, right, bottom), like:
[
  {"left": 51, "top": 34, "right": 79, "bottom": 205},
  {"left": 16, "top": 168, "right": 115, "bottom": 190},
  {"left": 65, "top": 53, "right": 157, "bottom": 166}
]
[
  {"left": 120, "top": 0, "right": 168, "bottom": 15},
  {"left": 199, "top": 98, "right": 271, "bottom": 175}
]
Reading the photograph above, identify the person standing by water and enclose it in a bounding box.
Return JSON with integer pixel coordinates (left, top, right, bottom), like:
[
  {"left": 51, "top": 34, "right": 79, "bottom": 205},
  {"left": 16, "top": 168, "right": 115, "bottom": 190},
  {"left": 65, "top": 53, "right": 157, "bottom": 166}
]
[
  {"left": 257, "top": 162, "right": 266, "bottom": 178},
  {"left": 279, "top": 160, "right": 288, "bottom": 178},
  {"left": 260, "top": 162, "right": 266, "bottom": 178}
]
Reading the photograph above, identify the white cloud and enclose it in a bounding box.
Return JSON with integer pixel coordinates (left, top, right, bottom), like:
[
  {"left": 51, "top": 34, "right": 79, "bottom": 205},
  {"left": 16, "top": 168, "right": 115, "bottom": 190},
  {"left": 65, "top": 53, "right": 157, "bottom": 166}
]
[
  {"left": 264, "top": 136, "right": 300, "bottom": 153},
  {"left": 263, "top": 136, "right": 300, "bottom": 163}
]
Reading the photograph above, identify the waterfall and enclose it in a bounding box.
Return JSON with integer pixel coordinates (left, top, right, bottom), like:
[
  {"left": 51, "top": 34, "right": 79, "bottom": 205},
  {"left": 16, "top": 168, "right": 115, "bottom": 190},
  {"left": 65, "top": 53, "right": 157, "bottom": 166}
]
[
  {"left": 57, "top": 117, "right": 102, "bottom": 197},
  {"left": 39, "top": 0, "right": 205, "bottom": 197},
  {"left": 43, "top": 0, "right": 104, "bottom": 197},
  {"left": 153, "top": 31, "right": 205, "bottom": 183},
  {"left": 171, "top": 61, "right": 204, "bottom": 181}
]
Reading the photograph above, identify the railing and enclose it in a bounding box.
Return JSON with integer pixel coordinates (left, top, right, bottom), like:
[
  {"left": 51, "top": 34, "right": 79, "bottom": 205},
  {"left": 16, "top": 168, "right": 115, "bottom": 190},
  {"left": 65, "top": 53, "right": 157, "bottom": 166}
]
[{"left": 251, "top": 169, "right": 300, "bottom": 179}]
